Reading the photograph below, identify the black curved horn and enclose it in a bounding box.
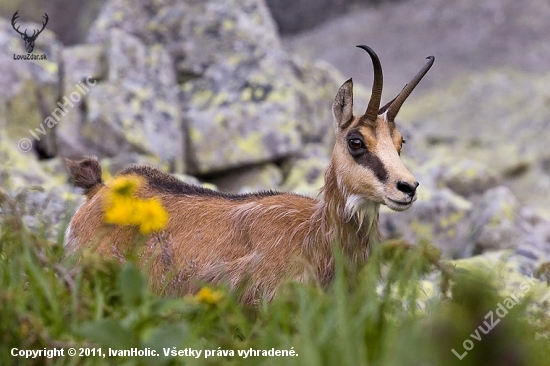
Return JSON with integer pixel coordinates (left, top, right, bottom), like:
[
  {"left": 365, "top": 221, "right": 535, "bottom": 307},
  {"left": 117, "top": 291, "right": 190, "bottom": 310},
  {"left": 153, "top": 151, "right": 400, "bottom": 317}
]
[
  {"left": 356, "top": 45, "right": 383, "bottom": 122},
  {"left": 386, "top": 56, "right": 435, "bottom": 121}
]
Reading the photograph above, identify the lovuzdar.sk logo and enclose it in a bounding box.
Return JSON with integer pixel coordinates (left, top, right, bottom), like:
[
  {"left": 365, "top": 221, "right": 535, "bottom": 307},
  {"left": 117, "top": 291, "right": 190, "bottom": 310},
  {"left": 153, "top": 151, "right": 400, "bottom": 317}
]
[{"left": 12, "top": 10, "right": 49, "bottom": 60}]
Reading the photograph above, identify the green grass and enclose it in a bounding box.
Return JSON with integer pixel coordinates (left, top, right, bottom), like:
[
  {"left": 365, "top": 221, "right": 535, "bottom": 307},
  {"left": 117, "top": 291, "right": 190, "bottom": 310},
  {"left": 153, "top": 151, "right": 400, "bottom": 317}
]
[{"left": 1, "top": 187, "right": 549, "bottom": 366}]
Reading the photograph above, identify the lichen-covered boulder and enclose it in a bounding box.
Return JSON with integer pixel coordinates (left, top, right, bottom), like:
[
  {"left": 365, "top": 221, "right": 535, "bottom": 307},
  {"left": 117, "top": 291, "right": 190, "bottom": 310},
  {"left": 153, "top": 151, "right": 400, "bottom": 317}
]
[
  {"left": 0, "top": 137, "right": 76, "bottom": 241},
  {"left": 291, "top": 58, "right": 344, "bottom": 145},
  {"left": 281, "top": 143, "right": 331, "bottom": 196},
  {"left": 440, "top": 159, "right": 501, "bottom": 197},
  {"left": 380, "top": 182, "right": 550, "bottom": 262},
  {"left": 380, "top": 188, "right": 474, "bottom": 258},
  {"left": 180, "top": 59, "right": 302, "bottom": 173},
  {"left": 63, "top": 29, "right": 183, "bottom": 171},
  {"left": 88, "top": 0, "right": 342, "bottom": 175},
  {"left": 417, "top": 250, "right": 550, "bottom": 319},
  {"left": 0, "top": 137, "right": 63, "bottom": 190},
  {"left": 469, "top": 186, "right": 523, "bottom": 254},
  {"left": 57, "top": 44, "right": 106, "bottom": 158},
  {"left": 89, "top": 0, "right": 283, "bottom": 81},
  {"left": 402, "top": 69, "right": 550, "bottom": 218}
]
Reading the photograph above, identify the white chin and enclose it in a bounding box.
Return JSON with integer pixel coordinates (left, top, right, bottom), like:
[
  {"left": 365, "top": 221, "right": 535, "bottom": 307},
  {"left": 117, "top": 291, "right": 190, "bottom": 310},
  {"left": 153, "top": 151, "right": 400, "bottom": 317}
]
[{"left": 385, "top": 198, "right": 413, "bottom": 212}]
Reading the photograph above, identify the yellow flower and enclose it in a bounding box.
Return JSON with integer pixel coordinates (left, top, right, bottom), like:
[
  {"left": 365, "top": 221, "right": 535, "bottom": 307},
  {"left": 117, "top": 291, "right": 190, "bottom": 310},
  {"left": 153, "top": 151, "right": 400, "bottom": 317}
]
[
  {"left": 134, "top": 198, "right": 169, "bottom": 234},
  {"left": 102, "top": 176, "right": 169, "bottom": 234},
  {"left": 108, "top": 176, "right": 142, "bottom": 198},
  {"left": 104, "top": 196, "right": 140, "bottom": 226},
  {"left": 195, "top": 287, "right": 224, "bottom": 305}
]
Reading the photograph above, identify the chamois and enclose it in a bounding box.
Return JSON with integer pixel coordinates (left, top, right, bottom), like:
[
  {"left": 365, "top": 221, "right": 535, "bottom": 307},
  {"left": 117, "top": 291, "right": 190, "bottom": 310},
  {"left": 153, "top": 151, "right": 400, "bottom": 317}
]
[{"left": 65, "top": 45, "right": 434, "bottom": 304}]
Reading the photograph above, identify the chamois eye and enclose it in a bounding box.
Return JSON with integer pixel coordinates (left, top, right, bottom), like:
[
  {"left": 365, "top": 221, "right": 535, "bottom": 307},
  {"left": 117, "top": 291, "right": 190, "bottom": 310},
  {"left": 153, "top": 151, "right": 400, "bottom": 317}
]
[
  {"left": 398, "top": 138, "right": 405, "bottom": 156},
  {"left": 348, "top": 138, "right": 364, "bottom": 150}
]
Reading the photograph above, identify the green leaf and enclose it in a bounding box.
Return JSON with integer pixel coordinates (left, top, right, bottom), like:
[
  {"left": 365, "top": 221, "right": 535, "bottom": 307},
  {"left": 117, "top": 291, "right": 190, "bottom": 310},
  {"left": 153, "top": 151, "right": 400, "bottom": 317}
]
[
  {"left": 144, "top": 323, "right": 188, "bottom": 353},
  {"left": 79, "top": 319, "right": 135, "bottom": 349},
  {"left": 119, "top": 263, "right": 147, "bottom": 307}
]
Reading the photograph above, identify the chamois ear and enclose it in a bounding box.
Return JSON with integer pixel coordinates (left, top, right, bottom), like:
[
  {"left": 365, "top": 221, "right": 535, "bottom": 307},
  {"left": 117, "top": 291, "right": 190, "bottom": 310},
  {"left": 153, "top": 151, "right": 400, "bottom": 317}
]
[{"left": 332, "top": 78, "right": 354, "bottom": 130}]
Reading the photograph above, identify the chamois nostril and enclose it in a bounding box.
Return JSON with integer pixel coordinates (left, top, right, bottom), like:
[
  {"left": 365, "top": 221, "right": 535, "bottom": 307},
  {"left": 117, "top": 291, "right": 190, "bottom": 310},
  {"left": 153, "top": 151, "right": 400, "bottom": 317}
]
[{"left": 397, "top": 181, "right": 419, "bottom": 196}]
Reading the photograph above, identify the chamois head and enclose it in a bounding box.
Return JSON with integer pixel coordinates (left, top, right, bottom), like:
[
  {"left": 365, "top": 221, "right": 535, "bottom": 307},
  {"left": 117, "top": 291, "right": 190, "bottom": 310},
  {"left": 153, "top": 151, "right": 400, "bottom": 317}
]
[{"left": 331, "top": 45, "right": 434, "bottom": 212}]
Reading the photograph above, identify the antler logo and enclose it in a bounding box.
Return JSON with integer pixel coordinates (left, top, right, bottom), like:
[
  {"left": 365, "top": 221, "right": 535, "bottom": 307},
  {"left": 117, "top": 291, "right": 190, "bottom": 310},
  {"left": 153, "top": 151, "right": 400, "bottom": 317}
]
[{"left": 11, "top": 11, "right": 49, "bottom": 54}]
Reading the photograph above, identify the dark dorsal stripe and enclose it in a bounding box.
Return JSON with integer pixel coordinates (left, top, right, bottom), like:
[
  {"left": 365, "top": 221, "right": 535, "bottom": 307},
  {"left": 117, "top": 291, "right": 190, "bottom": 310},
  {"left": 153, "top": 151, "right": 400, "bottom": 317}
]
[{"left": 119, "top": 165, "right": 282, "bottom": 201}]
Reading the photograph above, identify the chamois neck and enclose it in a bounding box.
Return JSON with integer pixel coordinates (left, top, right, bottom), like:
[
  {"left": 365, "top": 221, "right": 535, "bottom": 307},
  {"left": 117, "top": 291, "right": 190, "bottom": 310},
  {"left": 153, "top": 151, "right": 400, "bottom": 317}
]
[
  {"left": 306, "top": 162, "right": 380, "bottom": 272},
  {"left": 304, "top": 163, "right": 380, "bottom": 284}
]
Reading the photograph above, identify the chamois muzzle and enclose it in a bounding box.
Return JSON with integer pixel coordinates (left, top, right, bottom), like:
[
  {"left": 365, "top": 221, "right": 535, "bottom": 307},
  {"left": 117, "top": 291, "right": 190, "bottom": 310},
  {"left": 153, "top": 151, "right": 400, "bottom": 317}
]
[{"left": 397, "top": 181, "right": 419, "bottom": 197}]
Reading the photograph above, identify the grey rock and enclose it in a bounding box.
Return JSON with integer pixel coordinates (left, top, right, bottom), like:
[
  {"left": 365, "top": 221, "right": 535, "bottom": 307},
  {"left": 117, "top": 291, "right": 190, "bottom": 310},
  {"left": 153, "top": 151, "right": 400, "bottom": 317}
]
[
  {"left": 378, "top": 183, "right": 550, "bottom": 262},
  {"left": 439, "top": 159, "right": 501, "bottom": 197},
  {"left": 281, "top": 143, "right": 331, "bottom": 196},
  {"left": 88, "top": 0, "right": 342, "bottom": 175},
  {"left": 0, "top": 137, "right": 76, "bottom": 242},
  {"left": 180, "top": 61, "right": 302, "bottom": 174},
  {"left": 20, "top": 186, "right": 79, "bottom": 243},
  {"left": 283, "top": 0, "right": 550, "bottom": 97},
  {"left": 0, "top": 137, "right": 55, "bottom": 190},
  {"left": 266, "top": 0, "right": 350, "bottom": 35},
  {"left": 403, "top": 70, "right": 550, "bottom": 218},
  {"left": 468, "top": 186, "right": 523, "bottom": 255},
  {"left": 75, "top": 30, "right": 183, "bottom": 171},
  {"left": 0, "top": 181, "right": 79, "bottom": 244},
  {"left": 88, "top": 0, "right": 282, "bottom": 79},
  {"left": 57, "top": 44, "right": 106, "bottom": 158},
  {"left": 379, "top": 188, "right": 473, "bottom": 258},
  {"left": 291, "top": 57, "right": 343, "bottom": 145},
  {"left": 0, "top": 19, "right": 63, "bottom": 158}
]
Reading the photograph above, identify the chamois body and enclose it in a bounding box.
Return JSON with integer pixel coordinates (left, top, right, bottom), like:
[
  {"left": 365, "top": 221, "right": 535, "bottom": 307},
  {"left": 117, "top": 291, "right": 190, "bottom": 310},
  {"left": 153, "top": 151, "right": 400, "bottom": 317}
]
[
  {"left": 66, "top": 46, "right": 434, "bottom": 303},
  {"left": 65, "top": 161, "right": 377, "bottom": 303}
]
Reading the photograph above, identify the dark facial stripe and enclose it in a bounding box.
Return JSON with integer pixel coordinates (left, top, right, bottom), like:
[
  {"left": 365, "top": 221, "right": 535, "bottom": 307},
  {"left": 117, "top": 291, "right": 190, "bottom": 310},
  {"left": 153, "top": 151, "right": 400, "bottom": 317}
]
[{"left": 353, "top": 152, "right": 388, "bottom": 183}]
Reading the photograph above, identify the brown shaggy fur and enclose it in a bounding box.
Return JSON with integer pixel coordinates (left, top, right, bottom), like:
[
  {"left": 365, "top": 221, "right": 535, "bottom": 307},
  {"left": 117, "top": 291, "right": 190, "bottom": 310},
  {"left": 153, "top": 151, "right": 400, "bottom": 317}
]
[{"left": 65, "top": 157, "right": 374, "bottom": 304}]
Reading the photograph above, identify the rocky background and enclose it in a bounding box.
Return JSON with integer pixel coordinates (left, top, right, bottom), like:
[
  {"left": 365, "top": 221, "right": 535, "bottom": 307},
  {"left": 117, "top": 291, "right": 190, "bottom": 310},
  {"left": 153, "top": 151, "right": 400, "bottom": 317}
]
[{"left": 0, "top": 0, "right": 549, "bottom": 280}]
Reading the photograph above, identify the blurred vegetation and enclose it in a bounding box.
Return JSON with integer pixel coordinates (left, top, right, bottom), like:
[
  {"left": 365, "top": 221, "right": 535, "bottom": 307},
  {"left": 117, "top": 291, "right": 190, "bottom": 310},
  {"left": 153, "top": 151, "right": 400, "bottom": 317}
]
[{"left": 1, "top": 185, "right": 549, "bottom": 365}]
